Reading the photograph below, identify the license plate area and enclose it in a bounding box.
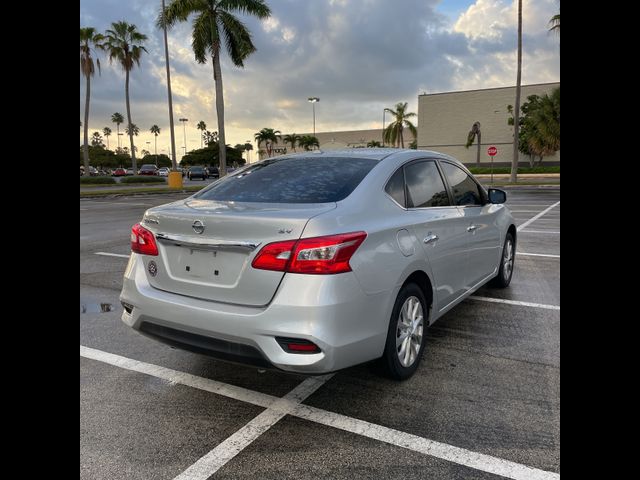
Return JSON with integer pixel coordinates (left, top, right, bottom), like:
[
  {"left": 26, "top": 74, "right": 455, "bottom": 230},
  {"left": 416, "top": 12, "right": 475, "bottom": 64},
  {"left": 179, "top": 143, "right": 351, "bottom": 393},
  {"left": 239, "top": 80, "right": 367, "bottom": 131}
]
[{"left": 164, "top": 246, "right": 247, "bottom": 286}]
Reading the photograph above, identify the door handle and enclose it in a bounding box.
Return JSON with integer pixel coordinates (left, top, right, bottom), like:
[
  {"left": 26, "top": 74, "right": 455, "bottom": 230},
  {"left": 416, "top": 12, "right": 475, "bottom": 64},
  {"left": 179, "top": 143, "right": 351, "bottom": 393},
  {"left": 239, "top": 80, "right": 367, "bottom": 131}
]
[
  {"left": 423, "top": 234, "right": 439, "bottom": 244},
  {"left": 466, "top": 225, "right": 478, "bottom": 232}
]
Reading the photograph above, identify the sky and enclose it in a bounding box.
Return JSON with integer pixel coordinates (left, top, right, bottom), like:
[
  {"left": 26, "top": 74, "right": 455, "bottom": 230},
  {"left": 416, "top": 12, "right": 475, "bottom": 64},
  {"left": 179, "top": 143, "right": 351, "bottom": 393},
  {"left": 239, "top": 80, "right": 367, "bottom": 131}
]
[{"left": 79, "top": 0, "right": 560, "bottom": 159}]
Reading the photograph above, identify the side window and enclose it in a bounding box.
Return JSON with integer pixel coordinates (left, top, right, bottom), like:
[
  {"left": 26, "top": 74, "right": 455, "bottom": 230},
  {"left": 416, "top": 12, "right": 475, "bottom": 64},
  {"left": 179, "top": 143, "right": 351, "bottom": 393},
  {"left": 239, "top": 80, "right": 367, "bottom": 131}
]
[
  {"left": 384, "top": 168, "right": 406, "bottom": 207},
  {"left": 404, "top": 161, "right": 450, "bottom": 208},
  {"left": 440, "top": 162, "right": 483, "bottom": 206}
]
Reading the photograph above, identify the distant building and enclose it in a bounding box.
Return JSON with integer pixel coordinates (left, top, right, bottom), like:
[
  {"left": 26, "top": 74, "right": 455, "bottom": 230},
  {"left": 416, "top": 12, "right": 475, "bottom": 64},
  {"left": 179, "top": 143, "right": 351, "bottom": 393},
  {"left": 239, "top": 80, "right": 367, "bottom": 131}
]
[{"left": 417, "top": 82, "right": 560, "bottom": 166}]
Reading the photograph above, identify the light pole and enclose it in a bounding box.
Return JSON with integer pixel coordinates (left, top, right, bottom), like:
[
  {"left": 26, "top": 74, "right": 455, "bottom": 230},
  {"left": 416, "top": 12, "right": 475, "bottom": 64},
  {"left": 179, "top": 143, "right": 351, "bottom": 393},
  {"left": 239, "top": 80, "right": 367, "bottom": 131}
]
[
  {"left": 308, "top": 97, "right": 319, "bottom": 136},
  {"left": 179, "top": 118, "right": 188, "bottom": 159}
]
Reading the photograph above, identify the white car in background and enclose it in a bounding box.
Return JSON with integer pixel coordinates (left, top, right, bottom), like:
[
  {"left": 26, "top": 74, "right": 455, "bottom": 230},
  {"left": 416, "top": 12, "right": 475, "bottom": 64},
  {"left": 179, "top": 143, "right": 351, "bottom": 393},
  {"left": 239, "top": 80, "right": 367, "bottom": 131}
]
[{"left": 158, "top": 167, "right": 170, "bottom": 177}]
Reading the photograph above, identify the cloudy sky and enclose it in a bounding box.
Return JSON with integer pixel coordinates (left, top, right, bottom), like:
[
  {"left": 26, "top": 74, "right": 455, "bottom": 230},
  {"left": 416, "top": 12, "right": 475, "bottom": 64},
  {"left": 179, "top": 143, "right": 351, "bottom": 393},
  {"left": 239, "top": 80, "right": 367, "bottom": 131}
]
[{"left": 79, "top": 0, "right": 560, "bottom": 158}]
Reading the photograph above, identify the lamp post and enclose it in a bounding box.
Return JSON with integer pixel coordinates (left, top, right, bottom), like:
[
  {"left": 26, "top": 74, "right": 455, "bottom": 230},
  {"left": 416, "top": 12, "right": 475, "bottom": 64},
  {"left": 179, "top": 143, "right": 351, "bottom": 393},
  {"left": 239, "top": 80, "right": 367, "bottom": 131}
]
[
  {"left": 308, "top": 97, "right": 319, "bottom": 136},
  {"left": 179, "top": 118, "right": 188, "bottom": 159}
]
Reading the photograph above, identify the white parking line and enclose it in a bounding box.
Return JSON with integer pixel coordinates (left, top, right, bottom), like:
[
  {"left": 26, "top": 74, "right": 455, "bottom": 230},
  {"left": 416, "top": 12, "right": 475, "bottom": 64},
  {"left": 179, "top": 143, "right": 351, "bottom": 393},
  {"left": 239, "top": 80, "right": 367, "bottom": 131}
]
[
  {"left": 517, "top": 202, "right": 560, "bottom": 232},
  {"left": 80, "top": 346, "right": 559, "bottom": 480},
  {"left": 470, "top": 296, "right": 559, "bottom": 311},
  {"left": 95, "top": 252, "right": 130, "bottom": 259},
  {"left": 174, "top": 375, "right": 332, "bottom": 480},
  {"left": 517, "top": 252, "right": 559, "bottom": 258}
]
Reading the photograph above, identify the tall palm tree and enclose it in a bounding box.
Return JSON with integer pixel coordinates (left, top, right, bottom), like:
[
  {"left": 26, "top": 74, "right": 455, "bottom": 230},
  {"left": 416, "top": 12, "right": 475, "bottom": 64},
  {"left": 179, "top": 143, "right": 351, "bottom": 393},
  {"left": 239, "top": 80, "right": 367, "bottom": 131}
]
[
  {"left": 511, "top": 0, "right": 523, "bottom": 183},
  {"left": 150, "top": 124, "right": 161, "bottom": 154},
  {"left": 159, "top": 0, "right": 271, "bottom": 177},
  {"left": 549, "top": 13, "right": 560, "bottom": 34},
  {"left": 102, "top": 127, "right": 112, "bottom": 150},
  {"left": 243, "top": 142, "right": 253, "bottom": 162},
  {"left": 91, "top": 131, "right": 104, "bottom": 147},
  {"left": 80, "top": 27, "right": 103, "bottom": 176},
  {"left": 465, "top": 121, "right": 482, "bottom": 165},
  {"left": 101, "top": 21, "right": 148, "bottom": 173},
  {"left": 298, "top": 135, "right": 320, "bottom": 151},
  {"left": 125, "top": 123, "right": 140, "bottom": 136},
  {"left": 111, "top": 112, "right": 124, "bottom": 149},
  {"left": 254, "top": 128, "right": 281, "bottom": 157},
  {"left": 384, "top": 102, "right": 417, "bottom": 148},
  {"left": 196, "top": 120, "right": 207, "bottom": 148},
  {"left": 283, "top": 133, "right": 300, "bottom": 152}
]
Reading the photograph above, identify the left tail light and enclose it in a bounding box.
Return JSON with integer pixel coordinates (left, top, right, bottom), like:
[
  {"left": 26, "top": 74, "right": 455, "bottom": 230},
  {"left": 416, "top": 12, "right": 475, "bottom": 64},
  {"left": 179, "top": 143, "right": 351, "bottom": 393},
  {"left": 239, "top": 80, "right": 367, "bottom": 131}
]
[{"left": 130, "top": 223, "right": 158, "bottom": 256}]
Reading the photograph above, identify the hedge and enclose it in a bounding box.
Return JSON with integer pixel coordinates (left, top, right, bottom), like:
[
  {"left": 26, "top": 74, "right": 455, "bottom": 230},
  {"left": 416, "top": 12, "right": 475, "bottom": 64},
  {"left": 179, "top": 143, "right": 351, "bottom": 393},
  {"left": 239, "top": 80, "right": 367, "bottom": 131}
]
[
  {"left": 467, "top": 166, "right": 560, "bottom": 175},
  {"left": 80, "top": 176, "right": 116, "bottom": 185},
  {"left": 119, "top": 176, "right": 166, "bottom": 184}
]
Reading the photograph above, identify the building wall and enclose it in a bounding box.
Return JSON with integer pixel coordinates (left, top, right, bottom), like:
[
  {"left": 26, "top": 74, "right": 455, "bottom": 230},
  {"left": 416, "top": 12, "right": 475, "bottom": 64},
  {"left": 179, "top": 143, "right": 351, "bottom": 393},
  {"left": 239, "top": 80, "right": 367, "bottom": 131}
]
[{"left": 417, "top": 82, "right": 560, "bottom": 166}]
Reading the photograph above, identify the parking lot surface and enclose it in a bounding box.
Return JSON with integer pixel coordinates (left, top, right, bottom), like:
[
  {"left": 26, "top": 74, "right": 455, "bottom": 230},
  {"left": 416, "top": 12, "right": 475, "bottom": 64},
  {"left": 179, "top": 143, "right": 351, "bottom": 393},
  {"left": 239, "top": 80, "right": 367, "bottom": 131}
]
[{"left": 80, "top": 187, "right": 560, "bottom": 479}]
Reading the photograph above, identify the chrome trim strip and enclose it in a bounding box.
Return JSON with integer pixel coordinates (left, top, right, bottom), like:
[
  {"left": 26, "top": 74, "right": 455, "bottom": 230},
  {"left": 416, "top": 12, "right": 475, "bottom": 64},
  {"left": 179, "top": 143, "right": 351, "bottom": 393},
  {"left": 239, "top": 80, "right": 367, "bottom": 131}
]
[{"left": 155, "top": 233, "right": 260, "bottom": 252}]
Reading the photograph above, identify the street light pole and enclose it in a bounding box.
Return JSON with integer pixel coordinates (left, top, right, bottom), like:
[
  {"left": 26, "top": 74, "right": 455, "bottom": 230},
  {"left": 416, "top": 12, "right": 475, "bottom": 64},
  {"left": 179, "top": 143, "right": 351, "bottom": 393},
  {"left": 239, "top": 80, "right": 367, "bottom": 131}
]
[
  {"left": 308, "top": 97, "right": 319, "bottom": 136},
  {"left": 179, "top": 118, "right": 188, "bottom": 159}
]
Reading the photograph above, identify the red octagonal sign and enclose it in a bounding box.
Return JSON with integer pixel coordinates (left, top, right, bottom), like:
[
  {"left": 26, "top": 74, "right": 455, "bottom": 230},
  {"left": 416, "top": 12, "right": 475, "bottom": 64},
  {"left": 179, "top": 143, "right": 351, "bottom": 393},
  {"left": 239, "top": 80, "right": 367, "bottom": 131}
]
[{"left": 487, "top": 146, "right": 498, "bottom": 156}]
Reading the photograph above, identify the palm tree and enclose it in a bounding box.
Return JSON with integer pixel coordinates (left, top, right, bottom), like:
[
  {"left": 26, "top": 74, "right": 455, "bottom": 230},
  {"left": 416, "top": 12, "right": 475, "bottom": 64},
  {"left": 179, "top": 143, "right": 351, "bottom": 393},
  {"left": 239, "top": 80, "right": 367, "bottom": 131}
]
[
  {"left": 298, "top": 135, "right": 319, "bottom": 151},
  {"left": 254, "top": 128, "right": 281, "bottom": 157},
  {"left": 150, "top": 124, "right": 161, "bottom": 154},
  {"left": 111, "top": 112, "right": 124, "bottom": 149},
  {"left": 511, "top": 0, "right": 523, "bottom": 183},
  {"left": 243, "top": 142, "right": 253, "bottom": 162},
  {"left": 101, "top": 21, "right": 148, "bottom": 173},
  {"left": 366, "top": 140, "right": 382, "bottom": 147},
  {"left": 125, "top": 123, "right": 140, "bottom": 136},
  {"left": 526, "top": 88, "right": 560, "bottom": 164},
  {"left": 384, "top": 102, "right": 417, "bottom": 148},
  {"left": 196, "top": 121, "right": 207, "bottom": 148},
  {"left": 159, "top": 0, "right": 271, "bottom": 178},
  {"left": 91, "top": 131, "right": 104, "bottom": 147},
  {"left": 202, "top": 130, "right": 218, "bottom": 146},
  {"left": 465, "top": 121, "right": 482, "bottom": 165},
  {"left": 549, "top": 12, "right": 560, "bottom": 34},
  {"left": 283, "top": 133, "right": 300, "bottom": 152},
  {"left": 102, "top": 127, "right": 112, "bottom": 150},
  {"left": 80, "top": 27, "right": 103, "bottom": 176}
]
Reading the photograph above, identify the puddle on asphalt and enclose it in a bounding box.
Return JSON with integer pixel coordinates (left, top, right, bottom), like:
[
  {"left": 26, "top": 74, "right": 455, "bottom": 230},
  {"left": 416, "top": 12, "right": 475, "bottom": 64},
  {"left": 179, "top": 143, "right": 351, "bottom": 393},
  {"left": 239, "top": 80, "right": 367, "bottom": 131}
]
[{"left": 80, "top": 302, "right": 114, "bottom": 314}]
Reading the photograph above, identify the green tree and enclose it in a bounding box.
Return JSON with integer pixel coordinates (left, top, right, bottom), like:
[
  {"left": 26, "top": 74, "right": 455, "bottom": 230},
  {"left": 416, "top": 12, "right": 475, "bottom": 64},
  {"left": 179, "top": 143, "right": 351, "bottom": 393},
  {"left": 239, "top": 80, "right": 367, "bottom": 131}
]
[
  {"left": 196, "top": 120, "right": 207, "bottom": 147},
  {"left": 159, "top": 0, "right": 271, "bottom": 178},
  {"left": 125, "top": 123, "right": 139, "bottom": 137},
  {"left": 111, "top": 112, "right": 124, "bottom": 149},
  {"left": 180, "top": 143, "right": 245, "bottom": 168},
  {"left": 549, "top": 12, "right": 560, "bottom": 34},
  {"left": 243, "top": 142, "right": 253, "bottom": 162},
  {"left": 465, "top": 121, "right": 482, "bottom": 165},
  {"left": 298, "top": 135, "right": 319, "bottom": 151},
  {"left": 384, "top": 102, "right": 417, "bottom": 148},
  {"left": 366, "top": 140, "right": 382, "bottom": 147},
  {"left": 283, "top": 133, "right": 300, "bottom": 152},
  {"left": 101, "top": 21, "right": 148, "bottom": 172},
  {"left": 150, "top": 124, "right": 161, "bottom": 154},
  {"left": 254, "top": 128, "right": 281, "bottom": 157},
  {"left": 91, "top": 131, "right": 104, "bottom": 147},
  {"left": 102, "top": 127, "right": 112, "bottom": 150},
  {"left": 142, "top": 153, "right": 172, "bottom": 167},
  {"left": 80, "top": 27, "right": 103, "bottom": 176}
]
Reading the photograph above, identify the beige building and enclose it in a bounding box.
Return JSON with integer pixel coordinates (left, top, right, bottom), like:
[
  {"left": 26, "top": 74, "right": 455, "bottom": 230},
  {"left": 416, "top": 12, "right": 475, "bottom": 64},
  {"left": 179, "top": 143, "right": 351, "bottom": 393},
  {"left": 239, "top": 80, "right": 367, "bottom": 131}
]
[{"left": 417, "top": 82, "right": 560, "bottom": 166}]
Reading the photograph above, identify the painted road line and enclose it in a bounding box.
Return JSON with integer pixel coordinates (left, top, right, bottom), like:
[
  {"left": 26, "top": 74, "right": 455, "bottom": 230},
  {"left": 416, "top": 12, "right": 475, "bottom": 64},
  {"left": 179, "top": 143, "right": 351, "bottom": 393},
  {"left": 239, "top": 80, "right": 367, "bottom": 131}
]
[
  {"left": 81, "top": 201, "right": 152, "bottom": 207},
  {"left": 95, "top": 252, "right": 130, "bottom": 259},
  {"left": 517, "top": 201, "right": 560, "bottom": 232},
  {"left": 293, "top": 403, "right": 559, "bottom": 480},
  {"left": 80, "top": 346, "right": 559, "bottom": 480},
  {"left": 470, "top": 296, "right": 560, "bottom": 311},
  {"left": 517, "top": 252, "right": 560, "bottom": 258},
  {"left": 174, "top": 375, "right": 333, "bottom": 480}
]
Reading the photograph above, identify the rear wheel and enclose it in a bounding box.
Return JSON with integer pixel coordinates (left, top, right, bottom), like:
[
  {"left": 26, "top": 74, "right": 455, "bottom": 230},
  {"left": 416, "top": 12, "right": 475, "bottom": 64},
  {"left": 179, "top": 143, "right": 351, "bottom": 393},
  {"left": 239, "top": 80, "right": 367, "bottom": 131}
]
[
  {"left": 380, "top": 283, "right": 428, "bottom": 380},
  {"left": 489, "top": 232, "right": 515, "bottom": 288}
]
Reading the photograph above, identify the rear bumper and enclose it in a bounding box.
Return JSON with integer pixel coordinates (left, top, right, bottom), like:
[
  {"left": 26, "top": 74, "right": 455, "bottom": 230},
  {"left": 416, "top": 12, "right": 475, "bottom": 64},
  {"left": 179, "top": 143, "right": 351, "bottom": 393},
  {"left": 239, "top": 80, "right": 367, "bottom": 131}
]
[{"left": 120, "top": 253, "right": 393, "bottom": 374}]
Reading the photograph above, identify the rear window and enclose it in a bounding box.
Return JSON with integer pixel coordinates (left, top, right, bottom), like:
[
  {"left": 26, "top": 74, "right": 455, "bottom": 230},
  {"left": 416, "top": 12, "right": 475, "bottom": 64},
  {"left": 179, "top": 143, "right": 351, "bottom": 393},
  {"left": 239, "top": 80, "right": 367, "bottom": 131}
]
[
  {"left": 190, "top": 167, "right": 204, "bottom": 171},
  {"left": 194, "top": 156, "right": 377, "bottom": 203}
]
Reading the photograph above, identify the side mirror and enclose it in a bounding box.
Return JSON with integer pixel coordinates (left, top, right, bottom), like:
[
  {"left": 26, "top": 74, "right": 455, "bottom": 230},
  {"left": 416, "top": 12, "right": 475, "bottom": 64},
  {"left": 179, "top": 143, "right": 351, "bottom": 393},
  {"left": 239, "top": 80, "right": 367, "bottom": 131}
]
[{"left": 488, "top": 188, "right": 507, "bottom": 204}]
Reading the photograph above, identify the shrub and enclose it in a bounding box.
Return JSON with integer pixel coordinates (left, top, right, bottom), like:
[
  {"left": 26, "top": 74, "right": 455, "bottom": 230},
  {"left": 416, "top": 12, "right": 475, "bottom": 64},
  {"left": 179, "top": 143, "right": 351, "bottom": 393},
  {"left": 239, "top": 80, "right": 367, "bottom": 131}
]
[
  {"left": 119, "top": 176, "right": 166, "bottom": 184},
  {"left": 80, "top": 176, "right": 116, "bottom": 185}
]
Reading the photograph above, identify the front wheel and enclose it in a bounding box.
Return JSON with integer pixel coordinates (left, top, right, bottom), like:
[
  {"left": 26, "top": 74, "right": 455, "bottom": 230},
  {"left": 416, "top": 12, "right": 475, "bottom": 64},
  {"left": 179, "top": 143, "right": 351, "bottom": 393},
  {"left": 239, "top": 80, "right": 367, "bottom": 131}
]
[
  {"left": 489, "top": 232, "right": 515, "bottom": 288},
  {"left": 380, "top": 283, "right": 428, "bottom": 380}
]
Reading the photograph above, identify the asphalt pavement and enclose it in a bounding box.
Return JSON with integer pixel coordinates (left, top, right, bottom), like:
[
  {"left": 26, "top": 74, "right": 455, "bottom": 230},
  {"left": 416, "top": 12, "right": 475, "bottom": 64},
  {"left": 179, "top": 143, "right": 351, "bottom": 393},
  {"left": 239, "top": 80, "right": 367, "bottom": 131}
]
[{"left": 80, "top": 187, "right": 560, "bottom": 480}]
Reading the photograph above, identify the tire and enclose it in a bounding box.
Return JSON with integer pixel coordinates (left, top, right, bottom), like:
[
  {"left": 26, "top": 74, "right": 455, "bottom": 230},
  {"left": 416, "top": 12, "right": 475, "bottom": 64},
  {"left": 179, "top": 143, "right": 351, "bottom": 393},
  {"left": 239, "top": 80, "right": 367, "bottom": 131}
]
[
  {"left": 489, "top": 232, "right": 515, "bottom": 288},
  {"left": 380, "top": 283, "right": 428, "bottom": 380}
]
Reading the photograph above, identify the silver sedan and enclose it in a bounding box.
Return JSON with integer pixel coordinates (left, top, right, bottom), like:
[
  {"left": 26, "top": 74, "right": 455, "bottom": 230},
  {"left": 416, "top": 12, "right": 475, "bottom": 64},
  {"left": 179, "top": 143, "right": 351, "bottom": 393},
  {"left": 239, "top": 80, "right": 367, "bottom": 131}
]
[{"left": 120, "top": 149, "right": 515, "bottom": 379}]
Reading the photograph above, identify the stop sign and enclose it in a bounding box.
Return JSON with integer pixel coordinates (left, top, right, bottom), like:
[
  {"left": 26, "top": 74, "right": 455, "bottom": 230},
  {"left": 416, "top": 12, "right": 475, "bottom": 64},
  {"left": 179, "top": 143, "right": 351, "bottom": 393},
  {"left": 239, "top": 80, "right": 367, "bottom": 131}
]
[{"left": 487, "top": 146, "right": 498, "bottom": 156}]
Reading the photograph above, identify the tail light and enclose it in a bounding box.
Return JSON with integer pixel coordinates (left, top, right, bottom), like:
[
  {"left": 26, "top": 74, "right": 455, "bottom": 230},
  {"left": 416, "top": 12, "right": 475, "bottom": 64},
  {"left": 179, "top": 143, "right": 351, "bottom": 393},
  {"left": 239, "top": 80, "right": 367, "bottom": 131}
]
[
  {"left": 130, "top": 223, "right": 158, "bottom": 256},
  {"left": 276, "top": 337, "right": 321, "bottom": 354},
  {"left": 252, "top": 231, "right": 367, "bottom": 274}
]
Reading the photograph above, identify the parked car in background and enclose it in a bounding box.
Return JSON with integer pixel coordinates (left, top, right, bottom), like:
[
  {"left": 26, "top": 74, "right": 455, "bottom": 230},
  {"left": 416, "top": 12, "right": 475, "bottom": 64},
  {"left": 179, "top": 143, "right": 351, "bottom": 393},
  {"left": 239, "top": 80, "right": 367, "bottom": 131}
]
[
  {"left": 120, "top": 149, "right": 516, "bottom": 380},
  {"left": 188, "top": 166, "right": 208, "bottom": 181},
  {"left": 126, "top": 168, "right": 134, "bottom": 176},
  {"left": 138, "top": 164, "right": 159, "bottom": 176},
  {"left": 158, "top": 167, "right": 169, "bottom": 177},
  {"left": 207, "top": 166, "right": 219, "bottom": 179},
  {"left": 112, "top": 168, "right": 127, "bottom": 177}
]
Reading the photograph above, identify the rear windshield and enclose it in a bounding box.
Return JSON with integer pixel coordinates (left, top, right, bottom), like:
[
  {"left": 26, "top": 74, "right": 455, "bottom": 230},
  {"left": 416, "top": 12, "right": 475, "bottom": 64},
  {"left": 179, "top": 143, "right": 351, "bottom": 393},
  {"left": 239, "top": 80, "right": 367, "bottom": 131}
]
[
  {"left": 190, "top": 167, "right": 204, "bottom": 171},
  {"left": 194, "top": 156, "right": 377, "bottom": 203}
]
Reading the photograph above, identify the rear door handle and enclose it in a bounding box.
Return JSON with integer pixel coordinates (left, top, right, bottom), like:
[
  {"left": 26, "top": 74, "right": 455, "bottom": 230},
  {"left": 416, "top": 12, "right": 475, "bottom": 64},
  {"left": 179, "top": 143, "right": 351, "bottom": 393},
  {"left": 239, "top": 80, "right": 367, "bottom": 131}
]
[
  {"left": 466, "top": 225, "right": 478, "bottom": 232},
  {"left": 423, "top": 234, "right": 439, "bottom": 244}
]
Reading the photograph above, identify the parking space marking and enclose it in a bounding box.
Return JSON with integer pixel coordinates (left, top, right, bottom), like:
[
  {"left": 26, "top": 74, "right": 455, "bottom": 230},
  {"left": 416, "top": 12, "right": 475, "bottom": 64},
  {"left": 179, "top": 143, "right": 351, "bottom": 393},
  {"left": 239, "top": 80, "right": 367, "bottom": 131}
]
[
  {"left": 95, "top": 252, "right": 130, "bottom": 259},
  {"left": 516, "top": 202, "right": 560, "bottom": 232},
  {"left": 174, "top": 375, "right": 332, "bottom": 480},
  {"left": 517, "top": 252, "right": 559, "bottom": 258},
  {"left": 81, "top": 345, "right": 559, "bottom": 480},
  {"left": 81, "top": 201, "right": 152, "bottom": 207},
  {"left": 469, "top": 296, "right": 559, "bottom": 311}
]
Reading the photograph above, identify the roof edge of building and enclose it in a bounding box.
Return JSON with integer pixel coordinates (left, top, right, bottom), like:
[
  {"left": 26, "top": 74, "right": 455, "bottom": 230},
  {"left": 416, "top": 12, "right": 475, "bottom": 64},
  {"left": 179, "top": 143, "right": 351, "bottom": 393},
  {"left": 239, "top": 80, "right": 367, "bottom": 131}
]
[{"left": 419, "top": 81, "right": 560, "bottom": 97}]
